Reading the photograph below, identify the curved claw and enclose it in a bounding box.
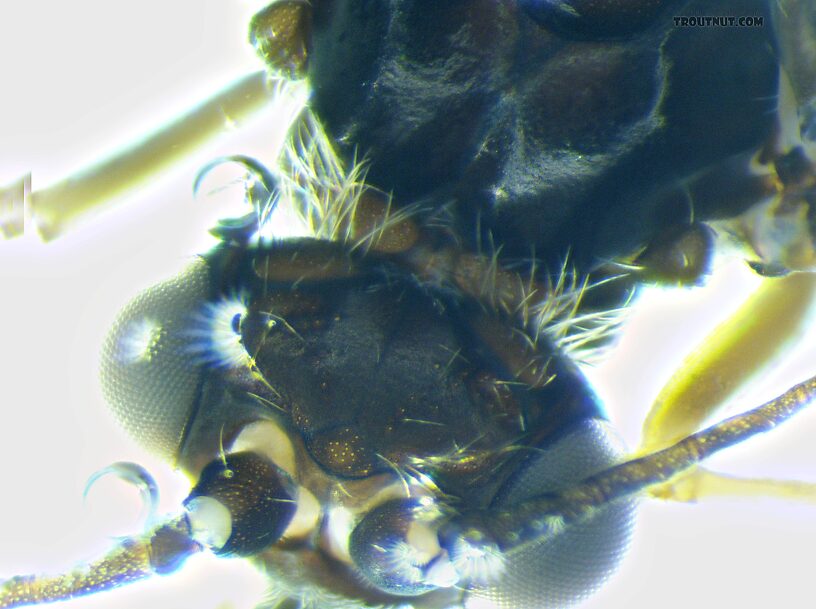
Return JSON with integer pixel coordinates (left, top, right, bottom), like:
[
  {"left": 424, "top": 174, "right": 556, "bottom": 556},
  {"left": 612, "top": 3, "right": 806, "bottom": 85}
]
[
  {"left": 83, "top": 462, "right": 160, "bottom": 526},
  {"left": 193, "top": 154, "right": 278, "bottom": 206},
  {"left": 194, "top": 155, "right": 279, "bottom": 243}
]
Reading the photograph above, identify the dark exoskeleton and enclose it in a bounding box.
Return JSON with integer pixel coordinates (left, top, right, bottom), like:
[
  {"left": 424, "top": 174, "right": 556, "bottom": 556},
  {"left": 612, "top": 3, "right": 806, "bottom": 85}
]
[
  {"left": 305, "top": 0, "right": 778, "bottom": 269},
  {"left": 4, "top": 1, "right": 816, "bottom": 609}
]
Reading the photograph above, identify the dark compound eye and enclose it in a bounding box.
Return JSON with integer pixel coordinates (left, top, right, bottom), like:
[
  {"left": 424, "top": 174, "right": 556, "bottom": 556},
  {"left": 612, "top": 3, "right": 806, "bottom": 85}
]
[
  {"left": 472, "top": 419, "right": 637, "bottom": 609},
  {"left": 519, "top": 0, "right": 683, "bottom": 39}
]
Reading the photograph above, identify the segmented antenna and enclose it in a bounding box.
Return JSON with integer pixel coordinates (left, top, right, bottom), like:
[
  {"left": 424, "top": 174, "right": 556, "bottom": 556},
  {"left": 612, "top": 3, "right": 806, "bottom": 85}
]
[
  {"left": 441, "top": 373, "right": 816, "bottom": 557},
  {"left": 0, "top": 518, "right": 199, "bottom": 608}
]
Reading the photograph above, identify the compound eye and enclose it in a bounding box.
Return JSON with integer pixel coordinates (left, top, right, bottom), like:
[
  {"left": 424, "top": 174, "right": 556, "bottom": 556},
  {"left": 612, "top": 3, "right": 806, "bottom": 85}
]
[
  {"left": 519, "top": 0, "right": 678, "bottom": 39},
  {"left": 100, "top": 258, "right": 210, "bottom": 461},
  {"left": 473, "top": 419, "right": 637, "bottom": 609}
]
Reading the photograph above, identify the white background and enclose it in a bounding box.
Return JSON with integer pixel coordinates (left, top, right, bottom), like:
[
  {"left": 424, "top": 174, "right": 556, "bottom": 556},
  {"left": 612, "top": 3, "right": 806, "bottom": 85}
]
[{"left": 1, "top": 2, "right": 816, "bottom": 609}]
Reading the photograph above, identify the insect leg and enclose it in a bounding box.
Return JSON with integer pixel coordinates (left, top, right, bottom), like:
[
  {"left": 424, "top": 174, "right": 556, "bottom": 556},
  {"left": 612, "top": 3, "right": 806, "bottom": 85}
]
[
  {"left": 0, "top": 174, "right": 27, "bottom": 239},
  {"left": 639, "top": 271, "right": 816, "bottom": 454},
  {"left": 648, "top": 467, "right": 816, "bottom": 504},
  {"left": 635, "top": 85, "right": 816, "bottom": 493},
  {"left": 25, "top": 72, "right": 282, "bottom": 241}
]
